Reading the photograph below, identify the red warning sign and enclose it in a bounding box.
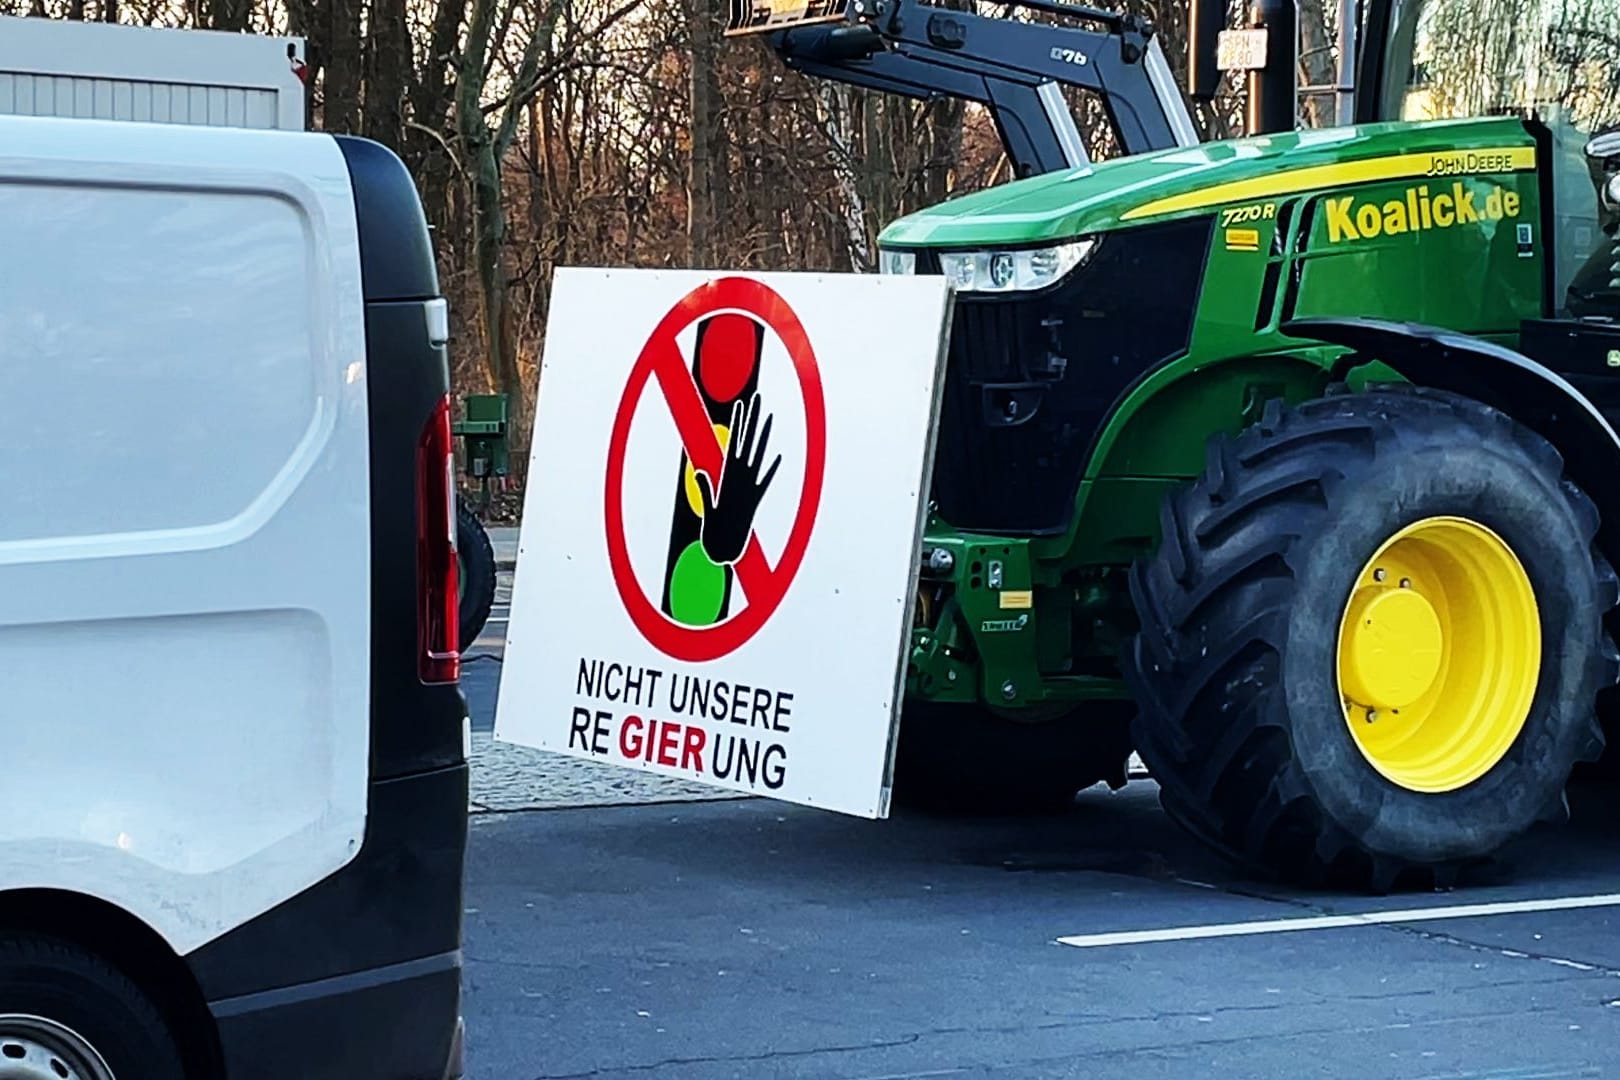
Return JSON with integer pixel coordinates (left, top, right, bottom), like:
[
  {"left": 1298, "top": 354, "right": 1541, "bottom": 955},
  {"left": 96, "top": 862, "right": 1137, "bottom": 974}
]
[{"left": 604, "top": 277, "right": 827, "bottom": 662}]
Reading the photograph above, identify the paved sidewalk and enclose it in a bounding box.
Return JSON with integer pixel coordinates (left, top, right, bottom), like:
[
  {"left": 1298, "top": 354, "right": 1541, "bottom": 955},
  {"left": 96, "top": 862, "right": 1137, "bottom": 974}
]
[{"left": 487, "top": 524, "right": 519, "bottom": 568}]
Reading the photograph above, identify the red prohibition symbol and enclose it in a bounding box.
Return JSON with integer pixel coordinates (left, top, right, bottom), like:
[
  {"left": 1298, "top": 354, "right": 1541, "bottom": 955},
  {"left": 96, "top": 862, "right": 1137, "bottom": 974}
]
[{"left": 604, "top": 277, "right": 828, "bottom": 662}]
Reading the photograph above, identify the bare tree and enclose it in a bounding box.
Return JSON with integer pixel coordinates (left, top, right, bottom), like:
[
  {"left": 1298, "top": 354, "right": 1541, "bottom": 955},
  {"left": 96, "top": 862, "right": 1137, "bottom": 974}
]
[{"left": 29, "top": 0, "right": 1165, "bottom": 476}]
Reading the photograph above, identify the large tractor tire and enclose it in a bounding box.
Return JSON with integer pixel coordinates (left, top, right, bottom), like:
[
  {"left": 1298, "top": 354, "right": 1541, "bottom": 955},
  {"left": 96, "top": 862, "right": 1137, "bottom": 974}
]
[
  {"left": 1125, "top": 386, "right": 1620, "bottom": 890},
  {"left": 892, "top": 699, "right": 1134, "bottom": 813},
  {"left": 457, "top": 497, "right": 498, "bottom": 647}
]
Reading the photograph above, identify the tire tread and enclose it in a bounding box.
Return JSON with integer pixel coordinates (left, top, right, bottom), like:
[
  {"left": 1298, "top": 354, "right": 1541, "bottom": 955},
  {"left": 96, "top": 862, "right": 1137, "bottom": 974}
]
[
  {"left": 457, "top": 496, "right": 498, "bottom": 646},
  {"left": 0, "top": 933, "right": 185, "bottom": 1080},
  {"left": 1125, "top": 387, "right": 1619, "bottom": 890}
]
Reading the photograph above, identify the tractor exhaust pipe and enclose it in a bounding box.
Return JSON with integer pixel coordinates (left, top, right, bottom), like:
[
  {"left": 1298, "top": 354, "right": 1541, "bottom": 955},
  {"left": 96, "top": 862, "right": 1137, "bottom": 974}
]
[{"left": 1246, "top": 0, "right": 1298, "bottom": 134}]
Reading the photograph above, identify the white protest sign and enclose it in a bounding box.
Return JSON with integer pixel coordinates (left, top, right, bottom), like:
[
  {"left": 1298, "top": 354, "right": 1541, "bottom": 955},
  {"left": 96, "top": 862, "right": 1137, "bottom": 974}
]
[{"left": 493, "top": 268, "right": 953, "bottom": 817}]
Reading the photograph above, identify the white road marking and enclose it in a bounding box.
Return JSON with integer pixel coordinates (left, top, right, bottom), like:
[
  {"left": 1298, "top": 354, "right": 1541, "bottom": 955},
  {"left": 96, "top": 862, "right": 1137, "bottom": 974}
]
[
  {"left": 1546, "top": 958, "right": 1599, "bottom": 972},
  {"left": 1057, "top": 893, "right": 1620, "bottom": 949}
]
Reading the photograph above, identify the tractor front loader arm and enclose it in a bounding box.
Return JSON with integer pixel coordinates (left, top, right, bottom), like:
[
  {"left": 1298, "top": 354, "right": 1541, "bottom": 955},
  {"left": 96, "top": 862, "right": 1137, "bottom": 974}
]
[{"left": 758, "top": 0, "right": 1197, "bottom": 176}]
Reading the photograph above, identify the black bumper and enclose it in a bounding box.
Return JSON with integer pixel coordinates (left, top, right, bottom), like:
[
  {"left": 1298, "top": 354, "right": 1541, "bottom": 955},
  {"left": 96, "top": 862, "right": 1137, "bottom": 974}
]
[
  {"left": 210, "top": 950, "right": 463, "bottom": 1080},
  {"left": 186, "top": 763, "right": 469, "bottom": 1079}
]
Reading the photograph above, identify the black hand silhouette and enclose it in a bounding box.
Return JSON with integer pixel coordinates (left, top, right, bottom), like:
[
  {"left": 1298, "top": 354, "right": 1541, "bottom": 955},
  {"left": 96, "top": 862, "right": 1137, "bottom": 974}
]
[{"left": 696, "top": 392, "right": 782, "bottom": 566}]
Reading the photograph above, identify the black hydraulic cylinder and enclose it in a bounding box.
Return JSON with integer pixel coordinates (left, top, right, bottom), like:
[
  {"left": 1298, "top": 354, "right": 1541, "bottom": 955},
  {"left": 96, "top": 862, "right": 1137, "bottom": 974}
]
[
  {"left": 1246, "top": 0, "right": 1298, "bottom": 134},
  {"left": 1186, "top": 0, "right": 1223, "bottom": 101}
]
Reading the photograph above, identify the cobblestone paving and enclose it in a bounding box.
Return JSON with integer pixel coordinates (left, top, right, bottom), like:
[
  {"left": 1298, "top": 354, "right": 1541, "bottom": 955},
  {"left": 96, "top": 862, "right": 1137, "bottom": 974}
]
[{"left": 469, "top": 732, "right": 751, "bottom": 812}]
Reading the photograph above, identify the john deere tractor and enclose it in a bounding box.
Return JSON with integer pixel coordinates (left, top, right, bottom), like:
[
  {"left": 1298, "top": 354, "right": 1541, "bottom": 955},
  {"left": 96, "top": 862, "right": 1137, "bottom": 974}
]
[{"left": 756, "top": 0, "right": 1620, "bottom": 888}]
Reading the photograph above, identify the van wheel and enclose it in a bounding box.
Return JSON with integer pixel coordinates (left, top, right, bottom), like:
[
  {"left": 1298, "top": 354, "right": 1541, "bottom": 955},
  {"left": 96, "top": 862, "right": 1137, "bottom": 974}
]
[
  {"left": 457, "top": 497, "right": 498, "bottom": 647},
  {"left": 0, "top": 935, "right": 185, "bottom": 1080}
]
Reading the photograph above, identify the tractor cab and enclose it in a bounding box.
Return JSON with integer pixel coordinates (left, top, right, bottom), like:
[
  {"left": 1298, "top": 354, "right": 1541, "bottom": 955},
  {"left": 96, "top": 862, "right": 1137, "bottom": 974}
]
[
  {"left": 1363, "top": 0, "right": 1620, "bottom": 320},
  {"left": 1573, "top": 124, "right": 1620, "bottom": 318}
]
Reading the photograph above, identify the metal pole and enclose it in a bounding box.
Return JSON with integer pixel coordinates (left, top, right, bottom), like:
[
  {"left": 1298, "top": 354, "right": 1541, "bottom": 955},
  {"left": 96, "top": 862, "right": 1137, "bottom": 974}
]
[
  {"left": 1246, "top": 0, "right": 1299, "bottom": 134},
  {"left": 1186, "top": 0, "right": 1224, "bottom": 101},
  {"left": 1336, "top": 0, "right": 1358, "bottom": 125}
]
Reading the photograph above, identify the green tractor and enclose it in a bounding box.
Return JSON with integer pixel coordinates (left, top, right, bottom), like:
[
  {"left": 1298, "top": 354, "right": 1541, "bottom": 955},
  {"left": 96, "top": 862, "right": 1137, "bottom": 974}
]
[{"left": 769, "top": 0, "right": 1620, "bottom": 888}]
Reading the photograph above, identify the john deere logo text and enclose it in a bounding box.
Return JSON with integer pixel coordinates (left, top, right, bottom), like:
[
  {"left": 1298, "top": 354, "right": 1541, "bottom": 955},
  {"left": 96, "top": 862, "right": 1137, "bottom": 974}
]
[
  {"left": 1424, "top": 151, "right": 1520, "bottom": 176},
  {"left": 1325, "top": 182, "right": 1522, "bottom": 243}
]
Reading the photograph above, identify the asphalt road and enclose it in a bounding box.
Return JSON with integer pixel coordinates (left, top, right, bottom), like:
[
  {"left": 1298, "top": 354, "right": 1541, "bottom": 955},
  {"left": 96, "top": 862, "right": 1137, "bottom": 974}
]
[{"left": 461, "top": 620, "right": 1620, "bottom": 1079}]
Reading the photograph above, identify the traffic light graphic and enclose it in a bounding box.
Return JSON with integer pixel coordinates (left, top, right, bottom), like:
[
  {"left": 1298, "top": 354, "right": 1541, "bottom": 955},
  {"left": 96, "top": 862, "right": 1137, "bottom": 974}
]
[{"left": 660, "top": 313, "right": 779, "bottom": 626}]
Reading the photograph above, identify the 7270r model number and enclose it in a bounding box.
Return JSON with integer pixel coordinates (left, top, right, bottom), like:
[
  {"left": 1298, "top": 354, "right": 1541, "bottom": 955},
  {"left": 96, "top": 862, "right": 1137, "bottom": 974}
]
[{"left": 1220, "top": 202, "right": 1277, "bottom": 227}]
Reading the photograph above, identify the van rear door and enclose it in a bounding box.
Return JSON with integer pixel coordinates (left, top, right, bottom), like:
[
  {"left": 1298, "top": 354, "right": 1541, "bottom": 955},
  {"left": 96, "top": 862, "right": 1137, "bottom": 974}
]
[{"left": 0, "top": 115, "right": 373, "bottom": 955}]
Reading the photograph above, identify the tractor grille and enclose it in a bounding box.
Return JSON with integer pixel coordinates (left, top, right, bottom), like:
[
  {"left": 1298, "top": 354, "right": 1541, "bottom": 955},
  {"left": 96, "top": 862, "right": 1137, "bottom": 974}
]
[{"left": 923, "top": 215, "right": 1212, "bottom": 535}]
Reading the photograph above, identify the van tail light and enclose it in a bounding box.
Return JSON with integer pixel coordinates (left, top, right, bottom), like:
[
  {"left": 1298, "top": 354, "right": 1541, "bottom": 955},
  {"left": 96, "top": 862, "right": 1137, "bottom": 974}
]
[{"left": 417, "top": 394, "right": 461, "bottom": 683}]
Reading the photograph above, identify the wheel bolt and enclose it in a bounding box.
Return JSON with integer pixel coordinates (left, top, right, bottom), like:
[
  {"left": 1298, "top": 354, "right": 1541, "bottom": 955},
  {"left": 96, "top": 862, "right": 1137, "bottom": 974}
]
[
  {"left": 1366, "top": 709, "right": 1378, "bottom": 723},
  {"left": 1399, "top": 577, "right": 1411, "bottom": 589},
  {"left": 1373, "top": 568, "right": 1387, "bottom": 582}
]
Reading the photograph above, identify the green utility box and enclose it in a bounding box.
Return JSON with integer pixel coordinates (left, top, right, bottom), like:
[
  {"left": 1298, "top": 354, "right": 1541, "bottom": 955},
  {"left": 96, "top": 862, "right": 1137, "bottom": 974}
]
[{"left": 452, "top": 393, "right": 511, "bottom": 480}]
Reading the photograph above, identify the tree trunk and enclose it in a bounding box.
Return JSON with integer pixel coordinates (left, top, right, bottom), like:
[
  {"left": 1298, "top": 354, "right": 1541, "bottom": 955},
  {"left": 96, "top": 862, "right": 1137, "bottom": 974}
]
[
  {"left": 1297, "top": 0, "right": 1338, "bottom": 127},
  {"left": 920, "top": 97, "right": 965, "bottom": 208},
  {"left": 560, "top": 79, "right": 580, "bottom": 264},
  {"left": 206, "top": 0, "right": 251, "bottom": 31},
  {"left": 323, "top": 0, "right": 363, "bottom": 132},
  {"left": 686, "top": 0, "right": 727, "bottom": 267},
  {"left": 539, "top": 87, "right": 572, "bottom": 266},
  {"left": 458, "top": 0, "right": 502, "bottom": 388},
  {"left": 407, "top": 0, "right": 469, "bottom": 227},
  {"left": 815, "top": 83, "right": 873, "bottom": 272},
  {"left": 536, "top": 91, "right": 557, "bottom": 233},
  {"left": 456, "top": 0, "right": 535, "bottom": 465},
  {"left": 363, "top": 0, "right": 408, "bottom": 147},
  {"left": 472, "top": 147, "right": 512, "bottom": 390}
]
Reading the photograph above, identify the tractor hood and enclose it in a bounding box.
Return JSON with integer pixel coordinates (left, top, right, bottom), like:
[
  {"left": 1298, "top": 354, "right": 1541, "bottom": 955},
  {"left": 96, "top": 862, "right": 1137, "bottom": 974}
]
[{"left": 877, "top": 116, "right": 1537, "bottom": 249}]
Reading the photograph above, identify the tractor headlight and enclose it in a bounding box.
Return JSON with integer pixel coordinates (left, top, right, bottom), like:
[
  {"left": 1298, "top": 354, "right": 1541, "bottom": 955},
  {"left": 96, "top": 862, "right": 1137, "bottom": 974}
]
[
  {"left": 938, "top": 239, "right": 1096, "bottom": 293},
  {"left": 879, "top": 249, "right": 918, "bottom": 275}
]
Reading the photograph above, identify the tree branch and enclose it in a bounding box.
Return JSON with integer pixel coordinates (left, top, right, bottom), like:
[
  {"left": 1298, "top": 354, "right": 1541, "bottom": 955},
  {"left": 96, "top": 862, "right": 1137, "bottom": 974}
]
[
  {"left": 406, "top": 119, "right": 470, "bottom": 184},
  {"left": 484, "top": 0, "right": 646, "bottom": 123}
]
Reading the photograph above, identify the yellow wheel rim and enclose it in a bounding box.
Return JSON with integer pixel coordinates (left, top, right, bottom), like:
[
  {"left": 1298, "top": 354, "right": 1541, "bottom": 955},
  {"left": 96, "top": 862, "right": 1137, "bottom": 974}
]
[{"left": 1335, "top": 516, "right": 1540, "bottom": 793}]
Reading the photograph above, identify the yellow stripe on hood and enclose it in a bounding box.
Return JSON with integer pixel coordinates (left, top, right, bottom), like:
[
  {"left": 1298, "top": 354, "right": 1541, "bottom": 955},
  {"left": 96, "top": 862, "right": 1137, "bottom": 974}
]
[{"left": 1120, "top": 146, "right": 1536, "bottom": 222}]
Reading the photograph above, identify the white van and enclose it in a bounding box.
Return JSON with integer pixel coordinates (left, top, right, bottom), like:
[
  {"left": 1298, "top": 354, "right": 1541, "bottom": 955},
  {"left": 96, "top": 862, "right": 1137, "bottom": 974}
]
[{"left": 0, "top": 113, "right": 467, "bottom": 1078}]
